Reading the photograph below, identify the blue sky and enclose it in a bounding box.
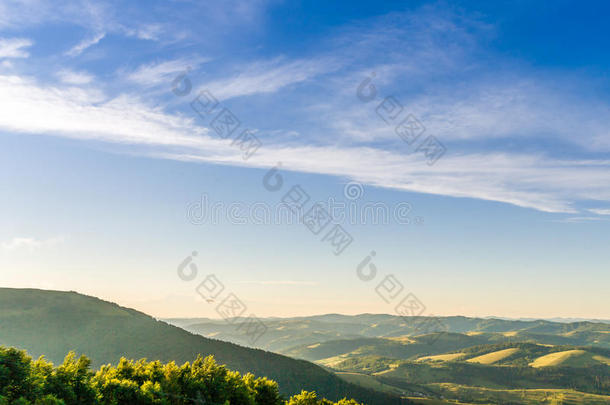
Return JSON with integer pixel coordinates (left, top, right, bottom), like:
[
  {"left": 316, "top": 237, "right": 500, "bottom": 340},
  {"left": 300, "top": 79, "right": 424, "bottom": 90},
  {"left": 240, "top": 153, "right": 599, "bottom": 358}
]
[{"left": 0, "top": 0, "right": 609, "bottom": 319}]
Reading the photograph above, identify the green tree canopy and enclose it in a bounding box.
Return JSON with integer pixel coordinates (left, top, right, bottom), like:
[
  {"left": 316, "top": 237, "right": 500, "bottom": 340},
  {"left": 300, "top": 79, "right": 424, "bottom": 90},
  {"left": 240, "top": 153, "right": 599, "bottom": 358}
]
[{"left": 0, "top": 346, "right": 363, "bottom": 405}]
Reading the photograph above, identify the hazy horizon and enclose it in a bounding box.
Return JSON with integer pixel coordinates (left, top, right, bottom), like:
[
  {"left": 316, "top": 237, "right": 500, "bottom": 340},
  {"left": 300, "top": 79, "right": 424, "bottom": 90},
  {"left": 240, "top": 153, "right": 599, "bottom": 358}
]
[{"left": 3, "top": 286, "right": 610, "bottom": 323}]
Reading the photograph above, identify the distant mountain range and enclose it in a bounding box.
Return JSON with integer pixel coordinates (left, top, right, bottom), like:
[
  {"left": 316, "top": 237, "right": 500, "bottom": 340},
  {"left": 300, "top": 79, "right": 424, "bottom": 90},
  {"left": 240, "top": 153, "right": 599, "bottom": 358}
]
[
  {"left": 484, "top": 316, "right": 610, "bottom": 324},
  {"left": 166, "top": 314, "right": 610, "bottom": 325},
  {"left": 164, "top": 313, "right": 610, "bottom": 353}
]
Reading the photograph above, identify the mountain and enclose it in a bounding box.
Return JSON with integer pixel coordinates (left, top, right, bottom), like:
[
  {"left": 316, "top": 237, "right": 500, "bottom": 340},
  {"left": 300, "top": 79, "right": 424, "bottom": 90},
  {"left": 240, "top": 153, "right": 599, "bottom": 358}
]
[
  {"left": 165, "top": 313, "right": 610, "bottom": 353},
  {"left": 0, "top": 288, "right": 409, "bottom": 405},
  {"left": 488, "top": 316, "right": 610, "bottom": 324}
]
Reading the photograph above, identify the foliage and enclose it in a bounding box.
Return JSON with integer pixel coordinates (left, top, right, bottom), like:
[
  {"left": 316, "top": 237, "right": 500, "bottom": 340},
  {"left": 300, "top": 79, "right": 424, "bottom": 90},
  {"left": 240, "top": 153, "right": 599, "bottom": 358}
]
[
  {"left": 286, "top": 390, "right": 362, "bottom": 405},
  {"left": 0, "top": 346, "right": 365, "bottom": 405}
]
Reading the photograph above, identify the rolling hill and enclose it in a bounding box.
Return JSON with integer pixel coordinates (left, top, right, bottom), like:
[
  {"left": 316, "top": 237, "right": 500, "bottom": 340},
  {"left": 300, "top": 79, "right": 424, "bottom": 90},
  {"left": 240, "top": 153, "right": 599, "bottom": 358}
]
[
  {"left": 321, "top": 341, "right": 610, "bottom": 403},
  {"left": 281, "top": 333, "right": 505, "bottom": 363},
  {"left": 0, "top": 288, "right": 409, "bottom": 405},
  {"left": 166, "top": 314, "right": 610, "bottom": 353},
  {"left": 529, "top": 349, "right": 610, "bottom": 368},
  {"left": 415, "top": 342, "right": 610, "bottom": 368},
  {"left": 464, "top": 347, "right": 520, "bottom": 364}
]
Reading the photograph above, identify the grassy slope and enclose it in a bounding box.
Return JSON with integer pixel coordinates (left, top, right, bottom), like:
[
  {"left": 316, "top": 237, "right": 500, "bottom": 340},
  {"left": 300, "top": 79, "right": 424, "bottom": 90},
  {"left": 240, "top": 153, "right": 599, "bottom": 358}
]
[
  {"left": 530, "top": 349, "right": 610, "bottom": 367},
  {"left": 465, "top": 348, "right": 520, "bottom": 364},
  {"left": 417, "top": 353, "right": 465, "bottom": 362},
  {"left": 0, "top": 288, "right": 409, "bottom": 405},
  {"left": 414, "top": 342, "right": 610, "bottom": 367}
]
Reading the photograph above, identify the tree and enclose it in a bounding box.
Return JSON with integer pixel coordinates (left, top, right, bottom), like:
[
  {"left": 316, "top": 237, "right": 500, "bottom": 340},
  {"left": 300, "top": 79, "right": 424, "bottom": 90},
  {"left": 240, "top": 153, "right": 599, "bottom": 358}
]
[{"left": 0, "top": 346, "right": 366, "bottom": 405}]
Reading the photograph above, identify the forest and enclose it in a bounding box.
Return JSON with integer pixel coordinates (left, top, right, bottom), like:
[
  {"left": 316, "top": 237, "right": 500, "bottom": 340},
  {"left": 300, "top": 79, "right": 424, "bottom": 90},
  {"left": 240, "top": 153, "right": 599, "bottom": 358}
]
[{"left": 0, "top": 346, "right": 363, "bottom": 405}]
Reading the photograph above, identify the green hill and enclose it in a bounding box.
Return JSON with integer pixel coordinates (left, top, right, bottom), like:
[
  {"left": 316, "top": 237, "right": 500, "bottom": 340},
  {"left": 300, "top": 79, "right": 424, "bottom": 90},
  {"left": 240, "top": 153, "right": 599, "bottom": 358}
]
[
  {"left": 321, "top": 341, "right": 610, "bottom": 402},
  {"left": 529, "top": 349, "right": 610, "bottom": 368},
  {"left": 179, "top": 318, "right": 367, "bottom": 352},
  {"left": 282, "top": 333, "right": 495, "bottom": 363},
  {"left": 167, "top": 314, "right": 610, "bottom": 353},
  {"left": 0, "top": 288, "right": 409, "bottom": 405},
  {"left": 430, "top": 342, "right": 610, "bottom": 368}
]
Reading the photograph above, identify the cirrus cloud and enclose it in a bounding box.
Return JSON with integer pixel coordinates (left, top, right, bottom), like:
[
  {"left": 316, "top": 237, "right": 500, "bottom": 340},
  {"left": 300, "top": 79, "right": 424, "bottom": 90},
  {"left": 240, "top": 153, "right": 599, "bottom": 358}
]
[{"left": 0, "top": 37, "right": 33, "bottom": 58}]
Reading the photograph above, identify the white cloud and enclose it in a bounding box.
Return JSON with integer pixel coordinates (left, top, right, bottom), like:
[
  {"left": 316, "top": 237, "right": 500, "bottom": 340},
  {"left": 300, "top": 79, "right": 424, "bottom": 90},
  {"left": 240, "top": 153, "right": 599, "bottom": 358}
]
[
  {"left": 0, "top": 0, "right": 52, "bottom": 28},
  {"left": 403, "top": 78, "right": 610, "bottom": 149},
  {"left": 0, "top": 0, "right": 113, "bottom": 35},
  {"left": 127, "top": 58, "right": 207, "bottom": 86},
  {"left": 589, "top": 208, "right": 610, "bottom": 216},
  {"left": 262, "top": 7, "right": 610, "bottom": 155},
  {"left": 65, "top": 32, "right": 105, "bottom": 56},
  {"left": 2, "top": 73, "right": 610, "bottom": 214},
  {"left": 0, "top": 0, "right": 269, "bottom": 46},
  {"left": 125, "top": 24, "right": 165, "bottom": 41},
  {"left": 1, "top": 5, "right": 609, "bottom": 216},
  {"left": 201, "top": 57, "right": 340, "bottom": 100},
  {"left": 0, "top": 74, "right": 213, "bottom": 146},
  {"left": 335, "top": 78, "right": 610, "bottom": 152},
  {"left": 163, "top": 147, "right": 610, "bottom": 214},
  {"left": 2, "top": 236, "right": 64, "bottom": 250},
  {"left": 56, "top": 69, "right": 94, "bottom": 85},
  {"left": 0, "top": 38, "right": 33, "bottom": 58}
]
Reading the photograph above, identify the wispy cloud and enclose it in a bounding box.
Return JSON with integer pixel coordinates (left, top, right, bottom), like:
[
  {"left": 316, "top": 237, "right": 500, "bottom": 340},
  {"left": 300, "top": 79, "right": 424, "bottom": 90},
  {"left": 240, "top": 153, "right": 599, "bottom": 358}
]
[
  {"left": 125, "top": 23, "right": 164, "bottom": 41},
  {"left": 0, "top": 74, "right": 210, "bottom": 145},
  {"left": 56, "top": 69, "right": 94, "bottom": 85},
  {"left": 126, "top": 58, "right": 208, "bottom": 86},
  {"left": 65, "top": 32, "right": 105, "bottom": 56},
  {"left": 0, "top": 0, "right": 112, "bottom": 32},
  {"left": 400, "top": 78, "right": 610, "bottom": 151},
  {"left": 201, "top": 57, "right": 340, "bottom": 100},
  {"left": 1, "top": 5, "right": 609, "bottom": 215},
  {"left": 589, "top": 208, "right": 610, "bottom": 216},
  {"left": 1, "top": 236, "right": 64, "bottom": 250},
  {"left": 0, "top": 0, "right": 270, "bottom": 46},
  {"left": 0, "top": 38, "right": 33, "bottom": 58},
  {"left": 293, "top": 11, "right": 610, "bottom": 151},
  {"left": 2, "top": 73, "right": 610, "bottom": 214},
  {"left": 164, "top": 147, "right": 610, "bottom": 214}
]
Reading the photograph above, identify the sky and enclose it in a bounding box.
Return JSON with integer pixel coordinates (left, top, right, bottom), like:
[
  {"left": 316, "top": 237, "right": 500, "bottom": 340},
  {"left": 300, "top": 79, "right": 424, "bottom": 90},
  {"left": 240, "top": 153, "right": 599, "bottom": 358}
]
[{"left": 0, "top": 0, "right": 609, "bottom": 320}]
